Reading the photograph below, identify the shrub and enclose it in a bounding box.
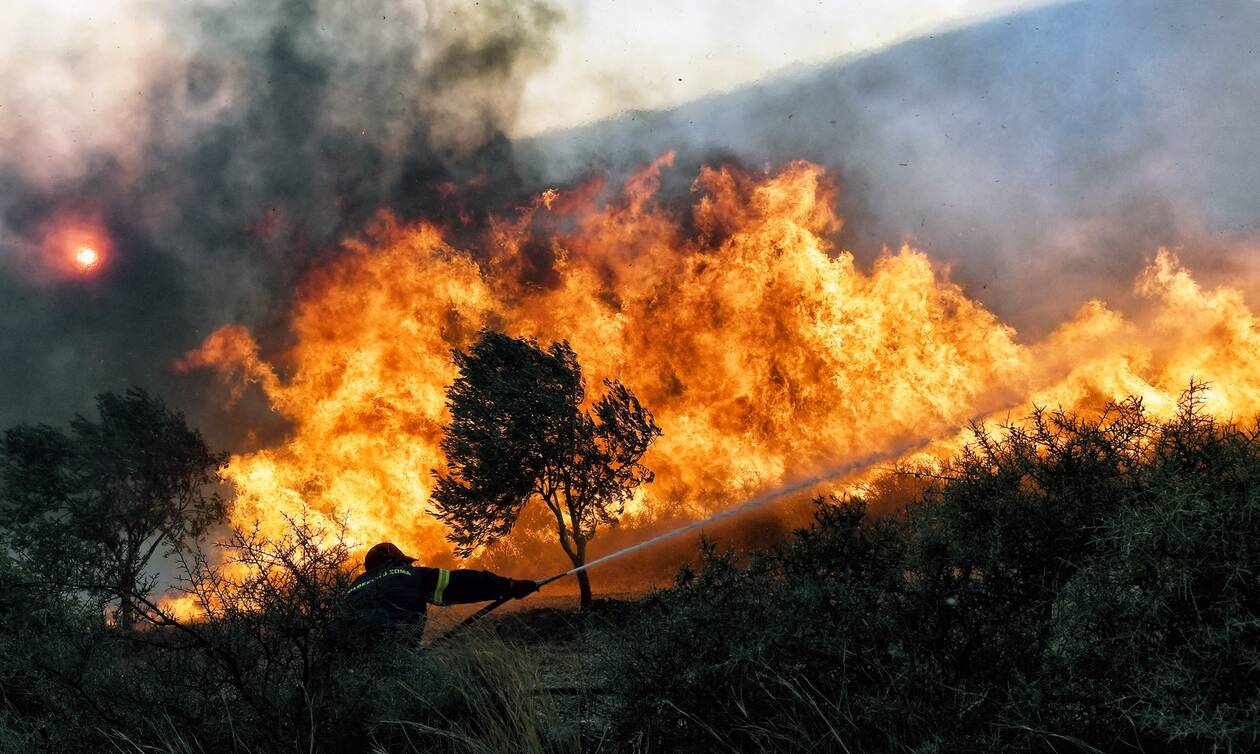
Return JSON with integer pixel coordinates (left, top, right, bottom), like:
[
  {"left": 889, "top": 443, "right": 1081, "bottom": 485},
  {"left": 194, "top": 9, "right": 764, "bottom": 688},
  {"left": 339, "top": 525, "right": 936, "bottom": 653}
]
[
  {"left": 1045, "top": 392, "right": 1260, "bottom": 750},
  {"left": 603, "top": 386, "right": 1260, "bottom": 752},
  {"left": 5, "top": 384, "right": 1257, "bottom": 752},
  {"left": 0, "top": 515, "right": 576, "bottom": 753}
]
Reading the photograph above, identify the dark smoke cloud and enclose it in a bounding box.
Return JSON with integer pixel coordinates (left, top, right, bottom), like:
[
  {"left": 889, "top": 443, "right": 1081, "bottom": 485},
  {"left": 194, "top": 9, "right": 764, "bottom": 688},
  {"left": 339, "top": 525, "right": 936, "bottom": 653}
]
[
  {"left": 516, "top": 0, "right": 1260, "bottom": 338},
  {"left": 0, "top": 0, "right": 561, "bottom": 442}
]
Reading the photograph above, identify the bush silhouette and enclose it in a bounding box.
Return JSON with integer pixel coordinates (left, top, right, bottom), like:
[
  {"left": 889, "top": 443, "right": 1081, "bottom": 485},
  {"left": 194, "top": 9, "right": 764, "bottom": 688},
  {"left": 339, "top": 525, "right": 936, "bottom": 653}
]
[{"left": 604, "top": 385, "right": 1260, "bottom": 752}]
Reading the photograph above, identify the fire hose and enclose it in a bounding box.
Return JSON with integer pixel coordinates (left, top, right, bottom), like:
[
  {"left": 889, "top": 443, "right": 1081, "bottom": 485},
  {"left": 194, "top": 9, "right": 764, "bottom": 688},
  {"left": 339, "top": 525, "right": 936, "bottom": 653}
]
[{"left": 445, "top": 437, "right": 928, "bottom": 637}]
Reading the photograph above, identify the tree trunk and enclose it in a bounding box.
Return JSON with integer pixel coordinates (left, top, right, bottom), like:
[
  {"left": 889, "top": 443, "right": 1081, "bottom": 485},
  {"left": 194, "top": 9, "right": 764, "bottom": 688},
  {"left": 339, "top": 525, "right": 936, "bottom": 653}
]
[
  {"left": 575, "top": 568, "right": 593, "bottom": 609},
  {"left": 116, "top": 588, "right": 135, "bottom": 631},
  {"left": 572, "top": 536, "right": 592, "bottom": 609}
]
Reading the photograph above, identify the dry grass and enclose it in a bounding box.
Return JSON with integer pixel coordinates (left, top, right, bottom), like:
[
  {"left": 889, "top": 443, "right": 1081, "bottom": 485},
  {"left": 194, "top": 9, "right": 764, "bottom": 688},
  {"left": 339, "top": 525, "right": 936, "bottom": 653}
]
[{"left": 375, "top": 629, "right": 582, "bottom": 754}]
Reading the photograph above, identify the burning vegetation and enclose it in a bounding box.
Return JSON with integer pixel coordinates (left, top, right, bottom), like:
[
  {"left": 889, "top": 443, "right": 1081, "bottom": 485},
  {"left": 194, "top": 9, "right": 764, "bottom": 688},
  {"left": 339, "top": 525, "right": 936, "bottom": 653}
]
[
  {"left": 4, "top": 1, "right": 1260, "bottom": 748},
  {"left": 180, "top": 155, "right": 1260, "bottom": 585},
  {"left": 5, "top": 153, "right": 1260, "bottom": 752}
]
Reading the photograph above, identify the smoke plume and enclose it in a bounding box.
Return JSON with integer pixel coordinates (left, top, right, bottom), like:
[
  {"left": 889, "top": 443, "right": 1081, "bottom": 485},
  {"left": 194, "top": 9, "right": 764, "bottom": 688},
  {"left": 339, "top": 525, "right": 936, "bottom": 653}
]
[{"left": 0, "top": 0, "right": 561, "bottom": 438}]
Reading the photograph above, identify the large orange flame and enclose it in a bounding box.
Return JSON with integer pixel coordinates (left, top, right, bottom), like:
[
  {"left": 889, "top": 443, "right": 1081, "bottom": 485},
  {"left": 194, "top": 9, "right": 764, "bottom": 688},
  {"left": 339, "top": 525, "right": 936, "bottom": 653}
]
[{"left": 183, "top": 155, "right": 1260, "bottom": 579}]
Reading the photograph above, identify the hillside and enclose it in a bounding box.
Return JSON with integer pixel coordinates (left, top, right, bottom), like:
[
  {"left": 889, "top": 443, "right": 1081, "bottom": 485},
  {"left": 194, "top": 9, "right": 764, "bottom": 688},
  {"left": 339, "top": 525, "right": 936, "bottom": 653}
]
[{"left": 518, "top": 0, "right": 1260, "bottom": 334}]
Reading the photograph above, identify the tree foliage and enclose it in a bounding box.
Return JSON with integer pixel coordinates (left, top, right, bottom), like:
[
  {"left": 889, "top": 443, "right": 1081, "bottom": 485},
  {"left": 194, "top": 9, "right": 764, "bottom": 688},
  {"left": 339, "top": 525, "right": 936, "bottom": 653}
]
[
  {"left": 433, "top": 330, "right": 661, "bottom": 606},
  {"left": 0, "top": 388, "right": 227, "bottom": 628}
]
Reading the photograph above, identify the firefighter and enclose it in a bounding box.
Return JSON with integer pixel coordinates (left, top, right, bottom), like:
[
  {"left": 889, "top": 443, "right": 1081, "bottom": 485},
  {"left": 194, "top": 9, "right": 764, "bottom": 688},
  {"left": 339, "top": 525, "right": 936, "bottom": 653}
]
[{"left": 343, "top": 541, "right": 538, "bottom": 641}]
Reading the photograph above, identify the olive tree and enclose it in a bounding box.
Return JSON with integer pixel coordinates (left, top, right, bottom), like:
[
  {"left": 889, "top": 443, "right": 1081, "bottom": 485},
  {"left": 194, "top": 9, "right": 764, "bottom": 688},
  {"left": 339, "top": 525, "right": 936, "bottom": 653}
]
[
  {"left": 0, "top": 388, "right": 227, "bottom": 629},
  {"left": 433, "top": 330, "right": 660, "bottom": 607}
]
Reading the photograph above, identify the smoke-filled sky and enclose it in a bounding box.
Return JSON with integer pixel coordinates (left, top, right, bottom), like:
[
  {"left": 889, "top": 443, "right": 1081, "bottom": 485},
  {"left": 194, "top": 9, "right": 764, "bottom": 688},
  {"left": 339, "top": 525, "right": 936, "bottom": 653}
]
[
  {"left": 3, "top": 0, "right": 1050, "bottom": 167},
  {"left": 515, "top": 0, "right": 1049, "bottom": 135},
  {"left": 1, "top": 0, "right": 1258, "bottom": 451}
]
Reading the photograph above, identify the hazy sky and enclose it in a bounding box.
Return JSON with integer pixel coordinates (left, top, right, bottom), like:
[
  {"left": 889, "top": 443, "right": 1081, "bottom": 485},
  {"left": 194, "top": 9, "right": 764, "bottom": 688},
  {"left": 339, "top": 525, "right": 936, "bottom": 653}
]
[{"left": 515, "top": 0, "right": 1052, "bottom": 135}]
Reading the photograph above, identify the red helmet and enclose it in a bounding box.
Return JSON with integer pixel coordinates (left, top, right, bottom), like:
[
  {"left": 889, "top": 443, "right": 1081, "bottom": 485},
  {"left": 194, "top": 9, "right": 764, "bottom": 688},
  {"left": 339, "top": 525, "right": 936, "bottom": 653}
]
[{"left": 364, "top": 542, "right": 415, "bottom": 571}]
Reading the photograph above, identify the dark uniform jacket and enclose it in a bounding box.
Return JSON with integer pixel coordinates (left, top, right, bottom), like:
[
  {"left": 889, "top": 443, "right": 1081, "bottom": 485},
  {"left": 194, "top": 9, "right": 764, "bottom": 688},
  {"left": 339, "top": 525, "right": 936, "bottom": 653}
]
[{"left": 343, "top": 563, "right": 513, "bottom": 639}]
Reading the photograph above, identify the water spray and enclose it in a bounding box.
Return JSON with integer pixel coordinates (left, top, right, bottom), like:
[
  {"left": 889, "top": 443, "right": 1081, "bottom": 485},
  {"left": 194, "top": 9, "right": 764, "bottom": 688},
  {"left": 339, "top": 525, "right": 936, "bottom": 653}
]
[
  {"left": 533, "top": 455, "right": 885, "bottom": 588},
  {"left": 448, "top": 435, "right": 933, "bottom": 633}
]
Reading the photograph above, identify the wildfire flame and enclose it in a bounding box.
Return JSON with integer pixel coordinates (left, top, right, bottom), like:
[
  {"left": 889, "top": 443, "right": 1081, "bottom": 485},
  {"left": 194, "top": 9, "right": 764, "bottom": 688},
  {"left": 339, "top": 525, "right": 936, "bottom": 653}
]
[{"left": 183, "top": 154, "right": 1260, "bottom": 579}]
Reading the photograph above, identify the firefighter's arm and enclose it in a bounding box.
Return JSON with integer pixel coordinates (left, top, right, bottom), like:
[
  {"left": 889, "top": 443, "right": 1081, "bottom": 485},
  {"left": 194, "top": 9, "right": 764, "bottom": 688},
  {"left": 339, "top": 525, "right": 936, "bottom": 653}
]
[{"left": 427, "top": 568, "right": 538, "bottom": 605}]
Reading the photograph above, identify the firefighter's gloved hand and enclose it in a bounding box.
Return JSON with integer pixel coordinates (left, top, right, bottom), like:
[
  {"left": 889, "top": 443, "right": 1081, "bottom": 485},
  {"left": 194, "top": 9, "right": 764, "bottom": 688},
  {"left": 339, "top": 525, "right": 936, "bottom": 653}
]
[{"left": 509, "top": 579, "right": 539, "bottom": 599}]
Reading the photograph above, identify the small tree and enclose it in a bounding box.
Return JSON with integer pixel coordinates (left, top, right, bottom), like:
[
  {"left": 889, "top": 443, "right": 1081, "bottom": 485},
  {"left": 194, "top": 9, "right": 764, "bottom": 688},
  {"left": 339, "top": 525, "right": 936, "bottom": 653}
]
[
  {"left": 433, "top": 330, "right": 661, "bottom": 607},
  {"left": 0, "top": 388, "right": 227, "bottom": 629}
]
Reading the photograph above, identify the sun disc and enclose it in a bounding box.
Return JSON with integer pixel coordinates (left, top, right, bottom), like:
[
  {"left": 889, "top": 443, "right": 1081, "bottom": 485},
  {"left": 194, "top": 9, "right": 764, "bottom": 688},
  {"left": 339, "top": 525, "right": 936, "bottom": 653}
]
[{"left": 75, "top": 246, "right": 99, "bottom": 269}]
